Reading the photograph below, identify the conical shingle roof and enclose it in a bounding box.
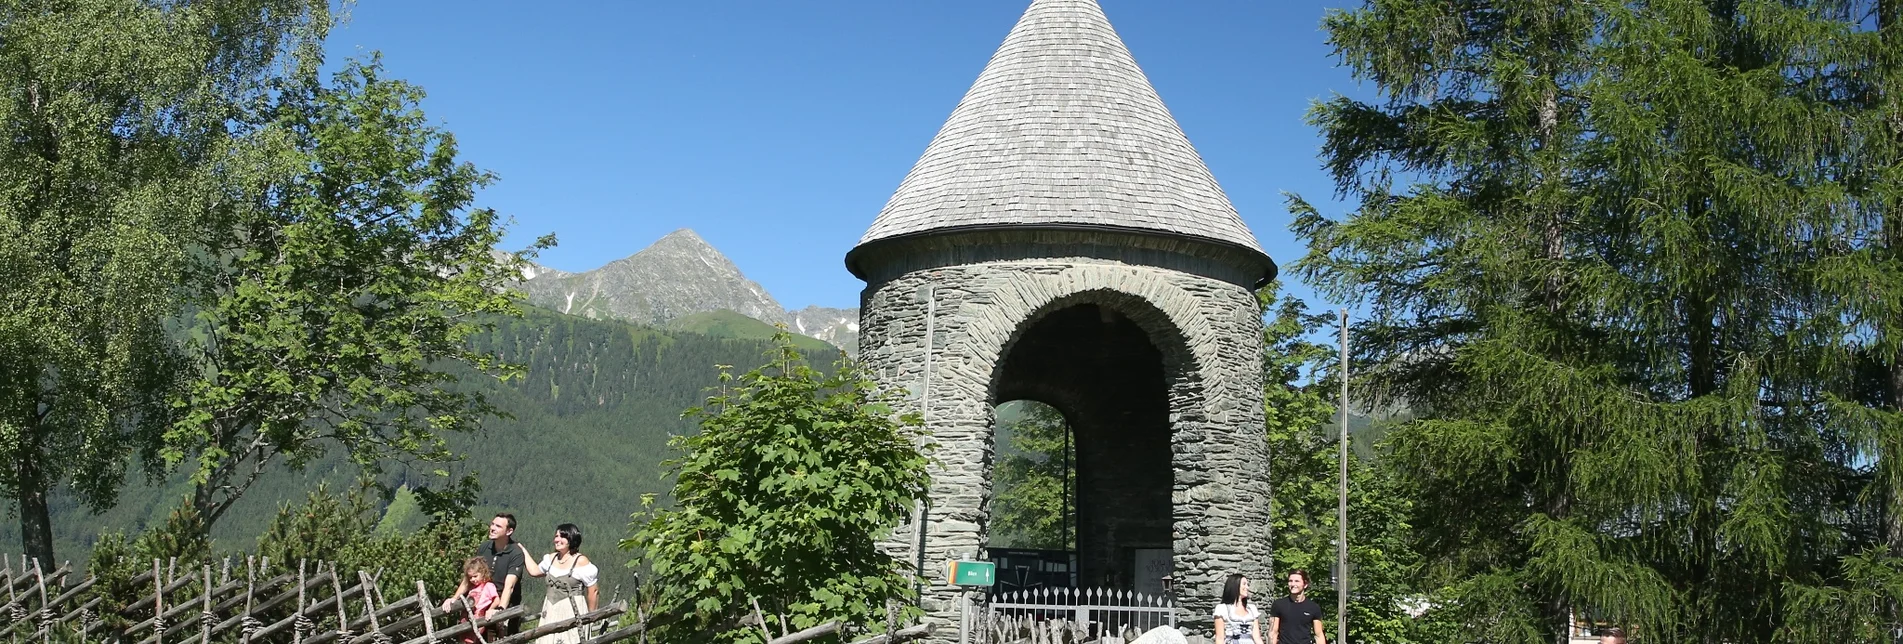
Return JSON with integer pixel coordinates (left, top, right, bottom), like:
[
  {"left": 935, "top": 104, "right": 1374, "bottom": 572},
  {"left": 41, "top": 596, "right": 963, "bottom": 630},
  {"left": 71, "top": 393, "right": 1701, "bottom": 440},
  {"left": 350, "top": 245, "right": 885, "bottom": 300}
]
[{"left": 856, "top": 0, "right": 1263, "bottom": 255}]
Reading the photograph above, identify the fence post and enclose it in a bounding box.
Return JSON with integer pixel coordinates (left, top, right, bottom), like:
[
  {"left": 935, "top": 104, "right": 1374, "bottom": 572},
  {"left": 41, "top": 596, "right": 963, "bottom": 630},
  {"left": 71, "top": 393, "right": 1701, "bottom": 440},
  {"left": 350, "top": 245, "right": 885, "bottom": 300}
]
[
  {"left": 200, "top": 565, "right": 212, "bottom": 644},
  {"left": 152, "top": 559, "right": 164, "bottom": 644},
  {"left": 330, "top": 563, "right": 350, "bottom": 637},
  {"left": 414, "top": 580, "right": 435, "bottom": 643},
  {"left": 9, "top": 556, "right": 21, "bottom": 644},
  {"left": 957, "top": 591, "right": 967, "bottom": 644},
  {"left": 242, "top": 557, "right": 257, "bottom": 644},
  {"left": 294, "top": 560, "right": 307, "bottom": 644},
  {"left": 31, "top": 559, "right": 47, "bottom": 639},
  {"left": 358, "top": 571, "right": 383, "bottom": 641},
  {"left": 1073, "top": 588, "right": 1085, "bottom": 631},
  {"left": 631, "top": 575, "right": 646, "bottom": 644}
]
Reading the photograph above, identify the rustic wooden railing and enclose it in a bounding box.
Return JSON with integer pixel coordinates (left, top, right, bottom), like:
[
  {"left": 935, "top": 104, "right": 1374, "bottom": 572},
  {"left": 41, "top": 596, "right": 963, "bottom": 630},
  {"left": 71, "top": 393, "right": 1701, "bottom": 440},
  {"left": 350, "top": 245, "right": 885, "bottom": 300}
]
[{"left": 0, "top": 556, "right": 934, "bottom": 644}]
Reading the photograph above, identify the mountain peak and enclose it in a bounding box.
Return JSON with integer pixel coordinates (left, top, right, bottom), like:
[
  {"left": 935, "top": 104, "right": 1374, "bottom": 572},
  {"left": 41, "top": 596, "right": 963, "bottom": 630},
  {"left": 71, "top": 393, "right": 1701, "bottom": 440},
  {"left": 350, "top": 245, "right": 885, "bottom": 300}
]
[
  {"left": 654, "top": 228, "right": 711, "bottom": 248},
  {"left": 643, "top": 229, "right": 725, "bottom": 262},
  {"left": 517, "top": 230, "right": 787, "bottom": 326},
  {"left": 510, "top": 230, "right": 863, "bottom": 354}
]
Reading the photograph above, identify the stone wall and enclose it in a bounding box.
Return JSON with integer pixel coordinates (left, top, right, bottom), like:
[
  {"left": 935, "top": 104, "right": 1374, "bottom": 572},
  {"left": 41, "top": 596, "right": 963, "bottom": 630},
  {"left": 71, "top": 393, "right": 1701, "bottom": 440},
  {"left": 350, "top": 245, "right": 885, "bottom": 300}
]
[{"left": 857, "top": 255, "right": 1269, "bottom": 639}]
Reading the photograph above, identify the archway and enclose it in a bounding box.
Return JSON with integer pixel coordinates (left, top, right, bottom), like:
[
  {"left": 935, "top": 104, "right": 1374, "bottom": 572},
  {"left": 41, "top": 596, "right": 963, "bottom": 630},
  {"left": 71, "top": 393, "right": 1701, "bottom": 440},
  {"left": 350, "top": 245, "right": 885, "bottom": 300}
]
[{"left": 988, "top": 300, "right": 1181, "bottom": 594}]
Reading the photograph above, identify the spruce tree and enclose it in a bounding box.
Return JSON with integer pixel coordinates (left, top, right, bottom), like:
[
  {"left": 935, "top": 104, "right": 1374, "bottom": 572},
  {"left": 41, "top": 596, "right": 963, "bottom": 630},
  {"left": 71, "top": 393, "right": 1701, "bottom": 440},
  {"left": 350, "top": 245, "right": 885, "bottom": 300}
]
[{"left": 1292, "top": 1, "right": 1902, "bottom": 642}]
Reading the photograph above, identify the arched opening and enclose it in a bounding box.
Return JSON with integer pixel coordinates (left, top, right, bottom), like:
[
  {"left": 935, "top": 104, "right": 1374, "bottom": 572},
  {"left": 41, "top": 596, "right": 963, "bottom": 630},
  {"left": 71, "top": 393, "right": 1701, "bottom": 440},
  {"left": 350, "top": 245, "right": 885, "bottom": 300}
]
[{"left": 989, "top": 301, "right": 1177, "bottom": 593}]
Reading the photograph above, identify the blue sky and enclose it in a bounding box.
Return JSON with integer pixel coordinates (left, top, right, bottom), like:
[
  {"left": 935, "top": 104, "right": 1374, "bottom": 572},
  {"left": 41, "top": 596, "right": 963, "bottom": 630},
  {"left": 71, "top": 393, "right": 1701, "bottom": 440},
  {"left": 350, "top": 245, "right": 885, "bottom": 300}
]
[{"left": 324, "top": 1, "right": 1367, "bottom": 310}]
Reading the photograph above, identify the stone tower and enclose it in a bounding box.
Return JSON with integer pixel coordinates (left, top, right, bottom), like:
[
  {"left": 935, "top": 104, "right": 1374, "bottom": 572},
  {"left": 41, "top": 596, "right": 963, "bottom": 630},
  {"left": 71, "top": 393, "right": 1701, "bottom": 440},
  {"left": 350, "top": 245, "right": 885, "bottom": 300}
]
[{"left": 846, "top": 0, "right": 1275, "bottom": 632}]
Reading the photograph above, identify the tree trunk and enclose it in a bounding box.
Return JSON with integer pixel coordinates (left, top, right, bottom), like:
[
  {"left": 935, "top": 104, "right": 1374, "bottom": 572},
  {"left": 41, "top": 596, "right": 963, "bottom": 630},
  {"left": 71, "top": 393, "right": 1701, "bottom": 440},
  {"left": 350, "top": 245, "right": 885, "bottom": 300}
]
[
  {"left": 1539, "top": 86, "right": 1565, "bottom": 318},
  {"left": 16, "top": 430, "right": 53, "bottom": 569},
  {"left": 1535, "top": 80, "right": 1574, "bottom": 644}
]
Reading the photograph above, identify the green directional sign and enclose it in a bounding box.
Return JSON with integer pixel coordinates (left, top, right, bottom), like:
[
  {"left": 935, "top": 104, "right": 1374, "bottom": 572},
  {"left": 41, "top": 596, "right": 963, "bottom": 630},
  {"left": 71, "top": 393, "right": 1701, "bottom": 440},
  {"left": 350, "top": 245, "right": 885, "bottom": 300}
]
[{"left": 946, "top": 560, "right": 995, "bottom": 587}]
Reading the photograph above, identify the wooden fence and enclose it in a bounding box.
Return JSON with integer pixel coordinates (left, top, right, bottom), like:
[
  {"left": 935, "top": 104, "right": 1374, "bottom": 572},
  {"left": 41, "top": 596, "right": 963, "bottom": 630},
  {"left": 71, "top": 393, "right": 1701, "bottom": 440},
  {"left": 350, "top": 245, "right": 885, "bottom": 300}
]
[{"left": 0, "top": 556, "right": 932, "bottom": 644}]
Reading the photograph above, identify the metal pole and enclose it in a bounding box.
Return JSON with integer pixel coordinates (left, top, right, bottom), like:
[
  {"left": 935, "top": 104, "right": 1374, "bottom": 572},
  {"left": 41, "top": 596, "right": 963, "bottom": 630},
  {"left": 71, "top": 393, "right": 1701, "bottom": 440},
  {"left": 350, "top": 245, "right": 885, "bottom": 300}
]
[
  {"left": 917, "top": 285, "right": 937, "bottom": 588},
  {"left": 1338, "top": 308, "right": 1350, "bottom": 644}
]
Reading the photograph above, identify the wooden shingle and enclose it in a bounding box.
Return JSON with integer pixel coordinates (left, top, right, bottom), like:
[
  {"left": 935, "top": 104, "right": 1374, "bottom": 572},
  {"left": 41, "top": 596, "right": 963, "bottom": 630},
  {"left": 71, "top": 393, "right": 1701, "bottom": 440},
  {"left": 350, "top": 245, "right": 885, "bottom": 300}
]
[{"left": 857, "top": 0, "right": 1263, "bottom": 254}]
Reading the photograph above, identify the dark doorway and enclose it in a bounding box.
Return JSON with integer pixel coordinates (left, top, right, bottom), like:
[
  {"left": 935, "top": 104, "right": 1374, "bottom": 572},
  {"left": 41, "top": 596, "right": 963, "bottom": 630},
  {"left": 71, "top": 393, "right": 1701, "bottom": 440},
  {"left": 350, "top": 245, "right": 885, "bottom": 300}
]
[{"left": 991, "top": 303, "right": 1174, "bottom": 591}]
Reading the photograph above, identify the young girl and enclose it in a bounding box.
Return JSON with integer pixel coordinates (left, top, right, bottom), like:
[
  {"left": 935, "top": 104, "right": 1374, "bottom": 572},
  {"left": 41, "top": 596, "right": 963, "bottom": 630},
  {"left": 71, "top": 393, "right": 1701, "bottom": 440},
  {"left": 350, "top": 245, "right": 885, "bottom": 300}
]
[
  {"left": 441, "top": 557, "right": 500, "bottom": 643},
  {"left": 1213, "top": 573, "right": 1263, "bottom": 644}
]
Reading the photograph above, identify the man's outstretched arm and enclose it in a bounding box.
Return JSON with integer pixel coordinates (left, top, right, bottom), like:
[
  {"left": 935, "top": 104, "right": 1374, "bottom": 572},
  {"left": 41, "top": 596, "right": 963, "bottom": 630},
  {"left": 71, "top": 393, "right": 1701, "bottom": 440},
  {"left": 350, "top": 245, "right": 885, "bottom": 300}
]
[{"left": 498, "top": 573, "right": 519, "bottom": 609}]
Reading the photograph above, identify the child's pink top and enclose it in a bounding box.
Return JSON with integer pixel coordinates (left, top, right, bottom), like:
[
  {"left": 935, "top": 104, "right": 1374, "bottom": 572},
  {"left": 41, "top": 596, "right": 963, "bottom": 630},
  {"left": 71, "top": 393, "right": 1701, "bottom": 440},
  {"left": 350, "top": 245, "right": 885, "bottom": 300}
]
[{"left": 467, "top": 581, "right": 499, "bottom": 618}]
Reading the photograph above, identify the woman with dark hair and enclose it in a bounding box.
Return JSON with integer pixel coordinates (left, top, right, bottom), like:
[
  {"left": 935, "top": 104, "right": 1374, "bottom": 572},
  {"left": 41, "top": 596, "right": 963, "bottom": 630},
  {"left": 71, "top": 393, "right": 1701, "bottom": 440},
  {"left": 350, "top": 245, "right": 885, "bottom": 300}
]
[
  {"left": 1213, "top": 573, "right": 1263, "bottom": 644},
  {"left": 521, "top": 523, "right": 600, "bottom": 644}
]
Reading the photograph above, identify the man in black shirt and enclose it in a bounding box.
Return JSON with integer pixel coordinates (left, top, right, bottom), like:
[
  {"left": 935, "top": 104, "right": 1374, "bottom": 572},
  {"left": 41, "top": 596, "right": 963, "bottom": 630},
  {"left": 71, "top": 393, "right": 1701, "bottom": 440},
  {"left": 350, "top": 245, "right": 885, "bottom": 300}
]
[
  {"left": 453, "top": 513, "right": 529, "bottom": 635},
  {"left": 1267, "top": 569, "right": 1327, "bottom": 644}
]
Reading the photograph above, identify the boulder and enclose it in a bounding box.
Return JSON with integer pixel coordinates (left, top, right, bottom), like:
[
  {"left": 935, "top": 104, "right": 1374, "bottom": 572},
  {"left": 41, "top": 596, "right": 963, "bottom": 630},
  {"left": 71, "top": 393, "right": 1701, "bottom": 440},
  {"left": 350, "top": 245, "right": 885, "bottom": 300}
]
[{"left": 1130, "top": 625, "right": 1189, "bottom": 644}]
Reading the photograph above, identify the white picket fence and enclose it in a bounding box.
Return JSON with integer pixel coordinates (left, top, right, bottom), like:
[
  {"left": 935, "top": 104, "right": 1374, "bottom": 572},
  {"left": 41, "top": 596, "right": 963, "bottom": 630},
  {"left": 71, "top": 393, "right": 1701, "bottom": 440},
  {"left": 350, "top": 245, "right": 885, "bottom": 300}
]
[{"left": 965, "top": 588, "right": 1176, "bottom": 644}]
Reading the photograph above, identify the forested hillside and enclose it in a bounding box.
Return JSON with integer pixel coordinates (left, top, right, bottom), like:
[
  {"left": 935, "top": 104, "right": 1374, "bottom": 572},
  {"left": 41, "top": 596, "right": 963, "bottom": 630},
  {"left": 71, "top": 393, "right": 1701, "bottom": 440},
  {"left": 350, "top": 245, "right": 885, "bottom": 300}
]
[{"left": 0, "top": 304, "right": 845, "bottom": 606}]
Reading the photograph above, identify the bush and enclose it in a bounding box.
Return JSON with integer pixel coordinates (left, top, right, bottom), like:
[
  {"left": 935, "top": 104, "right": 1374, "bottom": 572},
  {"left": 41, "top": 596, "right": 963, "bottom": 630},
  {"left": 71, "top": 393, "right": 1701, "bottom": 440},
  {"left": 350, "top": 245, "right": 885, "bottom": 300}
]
[{"left": 622, "top": 333, "right": 931, "bottom": 643}]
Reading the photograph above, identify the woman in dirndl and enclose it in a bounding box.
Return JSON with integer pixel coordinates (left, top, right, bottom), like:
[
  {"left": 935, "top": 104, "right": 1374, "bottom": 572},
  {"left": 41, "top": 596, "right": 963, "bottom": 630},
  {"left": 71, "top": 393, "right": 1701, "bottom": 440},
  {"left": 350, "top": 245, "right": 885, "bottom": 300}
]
[{"left": 521, "top": 523, "right": 600, "bottom": 644}]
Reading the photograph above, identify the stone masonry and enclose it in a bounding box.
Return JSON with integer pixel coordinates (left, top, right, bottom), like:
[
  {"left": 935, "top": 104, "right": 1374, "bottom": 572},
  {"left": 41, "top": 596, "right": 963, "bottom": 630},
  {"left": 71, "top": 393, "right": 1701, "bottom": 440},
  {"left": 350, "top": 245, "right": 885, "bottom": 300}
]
[
  {"left": 845, "top": 0, "right": 1276, "bottom": 638},
  {"left": 854, "top": 252, "right": 1270, "bottom": 634}
]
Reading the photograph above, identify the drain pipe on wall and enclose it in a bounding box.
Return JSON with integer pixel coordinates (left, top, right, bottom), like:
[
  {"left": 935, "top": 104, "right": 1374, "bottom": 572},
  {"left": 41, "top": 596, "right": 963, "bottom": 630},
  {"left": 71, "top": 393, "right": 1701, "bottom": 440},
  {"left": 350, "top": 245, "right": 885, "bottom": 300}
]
[{"left": 915, "top": 285, "right": 937, "bottom": 589}]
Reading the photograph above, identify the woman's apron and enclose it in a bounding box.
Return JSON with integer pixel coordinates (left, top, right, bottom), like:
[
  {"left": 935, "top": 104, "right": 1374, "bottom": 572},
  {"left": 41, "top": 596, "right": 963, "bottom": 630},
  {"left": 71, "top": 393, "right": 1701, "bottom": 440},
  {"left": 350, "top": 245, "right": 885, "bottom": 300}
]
[{"left": 536, "top": 560, "right": 588, "bottom": 644}]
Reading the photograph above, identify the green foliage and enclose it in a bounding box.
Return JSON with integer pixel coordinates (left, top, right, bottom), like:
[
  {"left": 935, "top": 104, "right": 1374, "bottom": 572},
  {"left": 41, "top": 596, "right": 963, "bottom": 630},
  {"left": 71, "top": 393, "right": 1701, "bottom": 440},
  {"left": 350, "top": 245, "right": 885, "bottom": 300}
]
[
  {"left": 257, "top": 481, "right": 482, "bottom": 598},
  {"left": 137, "top": 500, "right": 213, "bottom": 565},
  {"left": 164, "top": 52, "right": 552, "bottom": 532},
  {"left": 256, "top": 482, "right": 380, "bottom": 567},
  {"left": 0, "top": 0, "right": 327, "bottom": 566},
  {"left": 668, "top": 310, "right": 840, "bottom": 355},
  {"left": 989, "top": 401, "right": 1074, "bottom": 550},
  {"left": 1295, "top": 1, "right": 1903, "bottom": 641},
  {"left": 377, "top": 485, "right": 428, "bottom": 538},
  {"left": 0, "top": 303, "right": 836, "bottom": 614},
  {"left": 622, "top": 332, "right": 930, "bottom": 644},
  {"left": 1259, "top": 285, "right": 1453, "bottom": 644},
  {"left": 84, "top": 500, "right": 217, "bottom": 626},
  {"left": 84, "top": 500, "right": 212, "bottom": 584}
]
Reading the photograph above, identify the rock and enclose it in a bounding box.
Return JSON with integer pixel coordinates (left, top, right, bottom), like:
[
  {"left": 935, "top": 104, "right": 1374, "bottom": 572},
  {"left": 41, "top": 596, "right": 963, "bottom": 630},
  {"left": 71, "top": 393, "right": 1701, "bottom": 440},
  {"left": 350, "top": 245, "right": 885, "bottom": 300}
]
[{"left": 1130, "top": 625, "right": 1188, "bottom": 644}]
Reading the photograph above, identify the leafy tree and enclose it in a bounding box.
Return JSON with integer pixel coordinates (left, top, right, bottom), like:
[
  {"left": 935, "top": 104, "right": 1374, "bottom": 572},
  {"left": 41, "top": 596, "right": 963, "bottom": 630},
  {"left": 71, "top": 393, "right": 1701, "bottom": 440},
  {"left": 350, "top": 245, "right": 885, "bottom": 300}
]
[
  {"left": 1293, "top": 1, "right": 1903, "bottom": 641},
  {"left": 0, "top": 0, "right": 326, "bottom": 568},
  {"left": 1259, "top": 285, "right": 1452, "bottom": 644},
  {"left": 989, "top": 401, "right": 1075, "bottom": 550},
  {"left": 621, "top": 332, "right": 930, "bottom": 644},
  {"left": 162, "top": 54, "right": 551, "bottom": 533}
]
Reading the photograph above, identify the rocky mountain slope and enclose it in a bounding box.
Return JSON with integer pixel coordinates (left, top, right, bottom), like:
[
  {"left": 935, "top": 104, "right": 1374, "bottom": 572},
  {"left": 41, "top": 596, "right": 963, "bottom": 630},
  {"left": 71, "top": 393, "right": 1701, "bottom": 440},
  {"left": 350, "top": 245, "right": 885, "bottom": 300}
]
[
  {"left": 511, "top": 229, "right": 861, "bottom": 353},
  {"left": 518, "top": 229, "right": 787, "bottom": 325},
  {"left": 789, "top": 306, "right": 859, "bottom": 355}
]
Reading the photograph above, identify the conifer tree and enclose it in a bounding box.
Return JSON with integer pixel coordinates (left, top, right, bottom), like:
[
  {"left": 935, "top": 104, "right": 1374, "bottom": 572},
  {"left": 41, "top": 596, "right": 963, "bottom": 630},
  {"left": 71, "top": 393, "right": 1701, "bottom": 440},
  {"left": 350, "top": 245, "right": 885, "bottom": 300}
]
[{"left": 1292, "top": 1, "right": 1903, "bottom": 642}]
